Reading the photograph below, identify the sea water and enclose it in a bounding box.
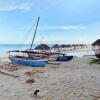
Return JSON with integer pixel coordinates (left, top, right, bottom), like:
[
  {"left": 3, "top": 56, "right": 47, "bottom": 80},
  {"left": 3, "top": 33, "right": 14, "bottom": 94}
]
[{"left": 0, "top": 44, "right": 31, "bottom": 58}]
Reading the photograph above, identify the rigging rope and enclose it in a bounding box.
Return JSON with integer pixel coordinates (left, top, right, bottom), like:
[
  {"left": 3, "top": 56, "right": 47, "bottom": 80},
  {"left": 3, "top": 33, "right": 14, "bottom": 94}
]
[{"left": 18, "top": 18, "right": 37, "bottom": 50}]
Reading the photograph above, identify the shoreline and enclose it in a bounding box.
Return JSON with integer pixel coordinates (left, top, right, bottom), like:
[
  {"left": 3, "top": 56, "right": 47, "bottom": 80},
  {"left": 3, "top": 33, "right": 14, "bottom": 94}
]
[
  {"left": 0, "top": 47, "right": 94, "bottom": 60},
  {"left": 59, "top": 47, "right": 93, "bottom": 53}
]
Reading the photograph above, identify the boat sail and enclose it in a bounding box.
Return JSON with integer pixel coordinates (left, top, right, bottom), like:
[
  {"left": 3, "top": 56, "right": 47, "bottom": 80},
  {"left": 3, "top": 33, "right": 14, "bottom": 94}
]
[{"left": 9, "top": 17, "right": 48, "bottom": 67}]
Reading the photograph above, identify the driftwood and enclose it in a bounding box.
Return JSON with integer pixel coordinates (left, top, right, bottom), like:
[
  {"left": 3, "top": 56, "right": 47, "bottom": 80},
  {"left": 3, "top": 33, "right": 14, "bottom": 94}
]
[
  {"left": 0, "top": 69, "right": 19, "bottom": 77},
  {"left": 48, "top": 62, "right": 61, "bottom": 65}
]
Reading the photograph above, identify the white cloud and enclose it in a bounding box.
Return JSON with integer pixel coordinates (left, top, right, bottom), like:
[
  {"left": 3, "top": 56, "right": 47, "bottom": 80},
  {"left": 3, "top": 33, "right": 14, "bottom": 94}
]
[
  {"left": 19, "top": 3, "right": 33, "bottom": 12},
  {"left": 0, "top": 1, "right": 33, "bottom": 12},
  {"left": 38, "top": 25, "right": 87, "bottom": 30}
]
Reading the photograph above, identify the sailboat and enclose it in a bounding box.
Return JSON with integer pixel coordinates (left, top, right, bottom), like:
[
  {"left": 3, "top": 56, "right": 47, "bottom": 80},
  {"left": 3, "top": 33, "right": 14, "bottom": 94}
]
[{"left": 9, "top": 17, "right": 48, "bottom": 67}]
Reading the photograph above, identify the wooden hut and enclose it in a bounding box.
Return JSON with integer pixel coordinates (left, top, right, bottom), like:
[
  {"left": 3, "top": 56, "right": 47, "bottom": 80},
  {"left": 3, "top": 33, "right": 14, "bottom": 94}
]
[{"left": 92, "top": 39, "right": 100, "bottom": 59}]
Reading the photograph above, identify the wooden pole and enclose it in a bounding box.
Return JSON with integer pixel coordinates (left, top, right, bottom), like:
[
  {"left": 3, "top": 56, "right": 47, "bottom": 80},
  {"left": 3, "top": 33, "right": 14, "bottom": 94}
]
[{"left": 30, "top": 17, "right": 40, "bottom": 50}]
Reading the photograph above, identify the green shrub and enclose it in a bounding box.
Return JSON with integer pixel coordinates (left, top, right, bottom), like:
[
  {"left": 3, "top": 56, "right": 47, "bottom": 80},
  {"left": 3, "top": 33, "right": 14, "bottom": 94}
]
[{"left": 89, "top": 58, "right": 100, "bottom": 64}]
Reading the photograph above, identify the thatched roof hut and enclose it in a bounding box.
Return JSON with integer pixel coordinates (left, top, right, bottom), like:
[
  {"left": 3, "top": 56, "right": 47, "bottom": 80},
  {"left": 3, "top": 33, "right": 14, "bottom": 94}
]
[
  {"left": 92, "top": 39, "right": 100, "bottom": 46},
  {"left": 51, "top": 44, "right": 61, "bottom": 52},
  {"left": 52, "top": 44, "right": 60, "bottom": 48},
  {"left": 66, "top": 44, "right": 72, "bottom": 48},
  {"left": 34, "top": 44, "right": 50, "bottom": 50},
  {"left": 61, "top": 44, "right": 71, "bottom": 48},
  {"left": 92, "top": 39, "right": 100, "bottom": 59},
  {"left": 61, "top": 44, "right": 67, "bottom": 48}
]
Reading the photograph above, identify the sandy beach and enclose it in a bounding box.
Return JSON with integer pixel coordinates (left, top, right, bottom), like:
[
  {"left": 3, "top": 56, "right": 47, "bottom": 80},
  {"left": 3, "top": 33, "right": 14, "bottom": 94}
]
[
  {"left": 0, "top": 0, "right": 100, "bottom": 99},
  {"left": 0, "top": 54, "right": 99, "bottom": 100}
]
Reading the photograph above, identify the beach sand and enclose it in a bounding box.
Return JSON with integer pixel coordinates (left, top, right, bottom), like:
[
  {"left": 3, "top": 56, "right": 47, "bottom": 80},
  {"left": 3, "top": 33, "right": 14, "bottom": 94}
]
[{"left": 0, "top": 55, "right": 100, "bottom": 100}]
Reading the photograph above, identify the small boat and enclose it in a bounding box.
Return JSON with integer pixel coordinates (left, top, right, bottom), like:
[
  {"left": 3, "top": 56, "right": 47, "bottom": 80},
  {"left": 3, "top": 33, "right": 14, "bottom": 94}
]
[
  {"left": 9, "top": 17, "right": 48, "bottom": 67},
  {"left": 9, "top": 56, "right": 48, "bottom": 67},
  {"left": 56, "top": 55, "right": 73, "bottom": 61}
]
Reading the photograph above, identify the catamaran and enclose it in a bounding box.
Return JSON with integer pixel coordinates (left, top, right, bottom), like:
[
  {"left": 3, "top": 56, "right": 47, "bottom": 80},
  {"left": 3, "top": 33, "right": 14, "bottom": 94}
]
[{"left": 9, "top": 17, "right": 48, "bottom": 67}]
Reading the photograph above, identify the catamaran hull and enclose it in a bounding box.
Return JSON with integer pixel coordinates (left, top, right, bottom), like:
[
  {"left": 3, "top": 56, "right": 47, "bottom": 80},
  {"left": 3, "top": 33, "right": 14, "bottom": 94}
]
[
  {"left": 56, "top": 56, "right": 73, "bottom": 61},
  {"left": 9, "top": 57, "right": 48, "bottom": 67}
]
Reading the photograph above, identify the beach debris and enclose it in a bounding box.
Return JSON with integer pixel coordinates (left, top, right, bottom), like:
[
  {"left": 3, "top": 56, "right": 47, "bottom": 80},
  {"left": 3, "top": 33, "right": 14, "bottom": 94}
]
[
  {"left": 32, "top": 73, "right": 41, "bottom": 78},
  {"left": 25, "top": 68, "right": 47, "bottom": 75},
  {"left": 25, "top": 69, "right": 38, "bottom": 75},
  {"left": 48, "top": 62, "right": 61, "bottom": 65},
  {"left": 37, "top": 69, "right": 47, "bottom": 73},
  {"left": 0, "top": 69, "right": 19, "bottom": 77},
  {"left": 51, "top": 66, "right": 60, "bottom": 68},
  {"left": 2, "top": 63, "right": 19, "bottom": 71},
  {"left": 33, "top": 89, "right": 44, "bottom": 98},
  {"left": 94, "top": 96, "right": 100, "bottom": 100},
  {"left": 25, "top": 68, "right": 48, "bottom": 78},
  {"left": 26, "top": 79, "right": 35, "bottom": 84},
  {"left": 25, "top": 71, "right": 33, "bottom": 75},
  {"left": 10, "top": 64, "right": 18, "bottom": 71}
]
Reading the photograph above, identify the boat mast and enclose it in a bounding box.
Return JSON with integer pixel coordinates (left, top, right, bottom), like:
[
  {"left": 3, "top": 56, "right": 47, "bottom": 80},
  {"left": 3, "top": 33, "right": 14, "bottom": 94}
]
[{"left": 30, "top": 17, "right": 40, "bottom": 50}]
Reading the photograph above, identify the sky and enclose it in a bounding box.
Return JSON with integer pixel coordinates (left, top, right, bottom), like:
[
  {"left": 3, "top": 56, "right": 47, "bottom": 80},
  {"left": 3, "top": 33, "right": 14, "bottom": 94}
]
[{"left": 0, "top": 0, "right": 100, "bottom": 44}]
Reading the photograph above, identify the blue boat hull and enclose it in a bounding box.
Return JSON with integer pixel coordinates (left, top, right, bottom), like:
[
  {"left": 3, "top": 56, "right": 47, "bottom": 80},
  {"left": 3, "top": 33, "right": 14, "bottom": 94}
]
[
  {"left": 9, "top": 57, "right": 48, "bottom": 67},
  {"left": 57, "top": 55, "right": 73, "bottom": 61}
]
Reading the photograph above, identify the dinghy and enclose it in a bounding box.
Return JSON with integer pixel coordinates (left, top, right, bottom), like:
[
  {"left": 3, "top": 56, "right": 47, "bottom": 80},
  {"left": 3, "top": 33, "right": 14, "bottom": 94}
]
[{"left": 56, "top": 55, "right": 73, "bottom": 61}]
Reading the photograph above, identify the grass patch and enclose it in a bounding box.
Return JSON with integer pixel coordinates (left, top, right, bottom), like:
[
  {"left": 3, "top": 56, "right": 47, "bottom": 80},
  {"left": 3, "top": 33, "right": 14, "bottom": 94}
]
[{"left": 89, "top": 58, "right": 100, "bottom": 64}]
